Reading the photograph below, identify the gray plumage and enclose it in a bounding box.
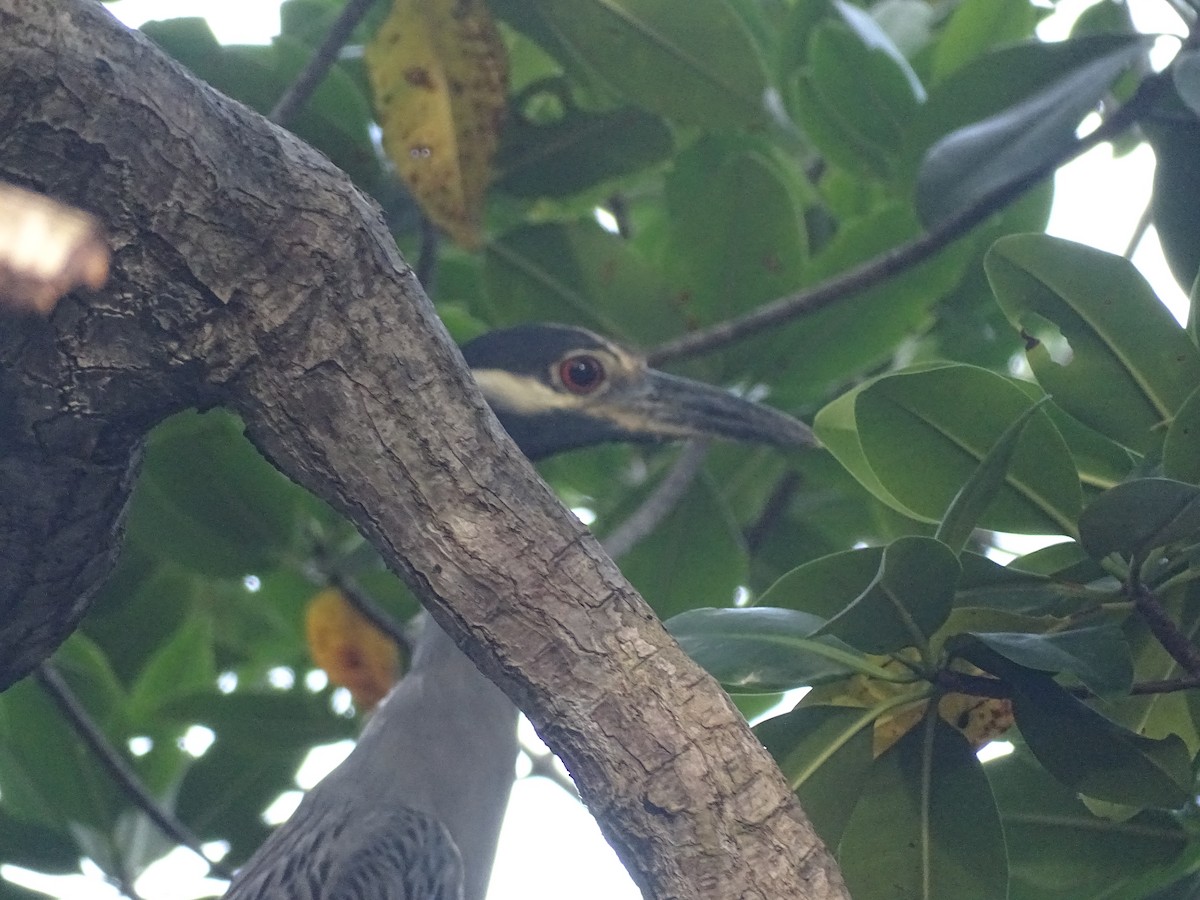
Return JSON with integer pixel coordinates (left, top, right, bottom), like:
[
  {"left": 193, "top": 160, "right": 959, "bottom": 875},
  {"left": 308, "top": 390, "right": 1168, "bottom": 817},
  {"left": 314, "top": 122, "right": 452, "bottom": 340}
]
[
  {"left": 223, "top": 620, "right": 517, "bottom": 900},
  {"left": 224, "top": 797, "right": 463, "bottom": 899}
]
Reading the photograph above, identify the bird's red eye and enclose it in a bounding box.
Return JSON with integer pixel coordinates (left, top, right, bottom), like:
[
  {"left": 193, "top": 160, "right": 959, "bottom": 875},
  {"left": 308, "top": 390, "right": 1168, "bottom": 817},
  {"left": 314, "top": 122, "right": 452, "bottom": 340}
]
[{"left": 558, "top": 354, "right": 606, "bottom": 394}]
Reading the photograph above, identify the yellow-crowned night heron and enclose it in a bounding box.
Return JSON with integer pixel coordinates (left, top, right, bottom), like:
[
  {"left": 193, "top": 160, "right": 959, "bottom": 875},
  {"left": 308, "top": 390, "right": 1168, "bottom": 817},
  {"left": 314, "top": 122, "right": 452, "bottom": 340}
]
[{"left": 222, "top": 323, "right": 817, "bottom": 900}]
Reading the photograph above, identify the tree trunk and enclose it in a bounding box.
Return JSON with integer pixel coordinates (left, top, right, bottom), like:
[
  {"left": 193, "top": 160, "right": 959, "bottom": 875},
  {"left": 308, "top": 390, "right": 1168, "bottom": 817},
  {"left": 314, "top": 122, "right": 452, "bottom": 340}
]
[{"left": 0, "top": 3, "right": 848, "bottom": 896}]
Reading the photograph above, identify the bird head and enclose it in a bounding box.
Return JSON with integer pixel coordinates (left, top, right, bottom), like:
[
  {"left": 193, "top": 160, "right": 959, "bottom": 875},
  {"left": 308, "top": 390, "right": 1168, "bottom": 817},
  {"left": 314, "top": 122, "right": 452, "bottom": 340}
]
[{"left": 462, "top": 324, "right": 818, "bottom": 460}]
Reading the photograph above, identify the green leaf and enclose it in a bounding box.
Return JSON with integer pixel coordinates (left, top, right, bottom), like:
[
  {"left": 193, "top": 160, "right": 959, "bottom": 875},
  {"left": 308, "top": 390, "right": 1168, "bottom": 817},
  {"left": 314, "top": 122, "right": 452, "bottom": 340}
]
[
  {"left": 815, "top": 363, "right": 1082, "bottom": 533},
  {"left": 495, "top": 94, "right": 673, "bottom": 198},
  {"left": 666, "top": 607, "right": 867, "bottom": 691},
  {"left": 128, "top": 611, "right": 217, "bottom": 725},
  {"left": 0, "top": 675, "right": 120, "bottom": 831},
  {"left": 1009, "top": 540, "right": 1105, "bottom": 582},
  {"left": 520, "top": 0, "right": 769, "bottom": 127},
  {"left": 142, "top": 19, "right": 381, "bottom": 190},
  {"left": 758, "top": 546, "right": 884, "bottom": 618},
  {"left": 936, "top": 397, "right": 1049, "bottom": 553},
  {"left": 618, "top": 476, "right": 747, "bottom": 620},
  {"left": 791, "top": 16, "right": 923, "bottom": 178},
  {"left": 838, "top": 716, "right": 1008, "bottom": 900},
  {"left": 1145, "top": 100, "right": 1200, "bottom": 291},
  {"left": 0, "top": 807, "right": 80, "bottom": 875},
  {"left": 1078, "top": 478, "right": 1200, "bottom": 560},
  {"left": 1164, "top": 384, "right": 1200, "bottom": 483},
  {"left": 817, "top": 536, "right": 959, "bottom": 654},
  {"left": 756, "top": 704, "right": 874, "bottom": 847},
  {"left": 125, "top": 410, "right": 308, "bottom": 577},
  {"left": 966, "top": 642, "right": 1192, "bottom": 808},
  {"left": 662, "top": 135, "right": 808, "bottom": 323},
  {"left": 930, "top": 0, "right": 1042, "bottom": 80},
  {"left": 953, "top": 551, "right": 1108, "bottom": 617},
  {"left": 737, "top": 203, "right": 967, "bottom": 410},
  {"left": 970, "top": 626, "right": 1133, "bottom": 695},
  {"left": 485, "top": 221, "right": 682, "bottom": 344},
  {"left": 988, "top": 743, "right": 1187, "bottom": 900},
  {"left": 987, "top": 234, "right": 1200, "bottom": 452},
  {"left": 917, "top": 36, "right": 1148, "bottom": 224}
]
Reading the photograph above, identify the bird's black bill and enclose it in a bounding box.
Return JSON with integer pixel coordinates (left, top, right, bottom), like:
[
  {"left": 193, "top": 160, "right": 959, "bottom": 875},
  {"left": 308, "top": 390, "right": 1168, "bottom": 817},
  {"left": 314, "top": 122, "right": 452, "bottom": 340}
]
[{"left": 612, "top": 370, "right": 819, "bottom": 451}]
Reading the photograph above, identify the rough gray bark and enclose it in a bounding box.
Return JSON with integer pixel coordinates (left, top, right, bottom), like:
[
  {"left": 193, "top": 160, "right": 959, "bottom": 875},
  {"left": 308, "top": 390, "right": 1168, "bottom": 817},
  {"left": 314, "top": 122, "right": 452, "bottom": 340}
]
[{"left": 0, "top": 3, "right": 849, "bottom": 897}]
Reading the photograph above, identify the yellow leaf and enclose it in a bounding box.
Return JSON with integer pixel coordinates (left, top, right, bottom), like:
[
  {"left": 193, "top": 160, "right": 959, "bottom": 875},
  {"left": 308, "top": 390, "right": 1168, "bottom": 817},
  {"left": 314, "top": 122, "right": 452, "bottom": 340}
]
[
  {"left": 305, "top": 588, "right": 400, "bottom": 711},
  {"left": 804, "top": 656, "right": 1015, "bottom": 756},
  {"left": 366, "top": 0, "right": 508, "bottom": 249}
]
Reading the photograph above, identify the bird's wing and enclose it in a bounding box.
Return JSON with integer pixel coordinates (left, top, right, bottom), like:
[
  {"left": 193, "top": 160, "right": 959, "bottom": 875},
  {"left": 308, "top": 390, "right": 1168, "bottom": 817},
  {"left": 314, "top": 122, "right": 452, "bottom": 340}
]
[{"left": 325, "top": 806, "right": 464, "bottom": 900}]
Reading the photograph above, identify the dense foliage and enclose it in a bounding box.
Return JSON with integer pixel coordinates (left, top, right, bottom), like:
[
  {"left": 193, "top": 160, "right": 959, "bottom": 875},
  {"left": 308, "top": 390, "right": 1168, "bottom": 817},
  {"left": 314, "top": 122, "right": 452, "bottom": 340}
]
[{"left": 4, "top": 0, "right": 1200, "bottom": 898}]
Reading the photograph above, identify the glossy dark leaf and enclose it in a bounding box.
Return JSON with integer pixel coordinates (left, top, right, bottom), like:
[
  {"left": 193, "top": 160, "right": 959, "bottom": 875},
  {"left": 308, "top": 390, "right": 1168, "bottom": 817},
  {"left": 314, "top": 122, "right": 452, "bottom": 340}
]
[
  {"left": 1145, "top": 98, "right": 1200, "bottom": 290},
  {"left": 936, "top": 398, "right": 1048, "bottom": 554},
  {"left": 496, "top": 98, "right": 673, "bottom": 198},
  {"left": 1079, "top": 478, "right": 1200, "bottom": 560},
  {"left": 816, "top": 363, "right": 1081, "bottom": 533},
  {"left": 667, "top": 607, "right": 866, "bottom": 691},
  {"left": 1165, "top": 385, "right": 1200, "bottom": 484},
  {"left": 757, "top": 546, "right": 884, "bottom": 618},
  {"left": 917, "top": 35, "right": 1148, "bottom": 224},
  {"left": 988, "top": 744, "right": 1187, "bottom": 900},
  {"left": 970, "top": 625, "right": 1132, "bottom": 695},
  {"left": 988, "top": 235, "right": 1200, "bottom": 454},
  {"left": 839, "top": 716, "right": 1007, "bottom": 900},
  {"left": 966, "top": 642, "right": 1192, "bottom": 808},
  {"left": 818, "top": 536, "right": 959, "bottom": 654}
]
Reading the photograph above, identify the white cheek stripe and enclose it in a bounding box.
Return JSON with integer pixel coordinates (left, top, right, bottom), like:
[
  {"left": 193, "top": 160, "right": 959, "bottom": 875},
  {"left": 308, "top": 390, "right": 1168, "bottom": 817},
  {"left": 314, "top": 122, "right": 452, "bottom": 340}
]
[
  {"left": 472, "top": 369, "right": 699, "bottom": 439},
  {"left": 472, "top": 369, "right": 580, "bottom": 413}
]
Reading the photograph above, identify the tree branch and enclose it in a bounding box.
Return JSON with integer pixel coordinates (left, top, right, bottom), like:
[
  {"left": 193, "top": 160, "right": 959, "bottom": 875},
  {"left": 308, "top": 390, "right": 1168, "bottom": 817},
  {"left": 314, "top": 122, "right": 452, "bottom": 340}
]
[
  {"left": 0, "top": 4, "right": 846, "bottom": 896},
  {"left": 648, "top": 70, "right": 1169, "bottom": 365},
  {"left": 34, "top": 663, "right": 234, "bottom": 882},
  {"left": 1130, "top": 582, "right": 1200, "bottom": 676}
]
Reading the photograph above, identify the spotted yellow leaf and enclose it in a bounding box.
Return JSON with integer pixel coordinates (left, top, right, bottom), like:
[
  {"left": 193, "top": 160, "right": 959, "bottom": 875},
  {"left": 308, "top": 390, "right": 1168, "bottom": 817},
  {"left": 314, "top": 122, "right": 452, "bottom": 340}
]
[
  {"left": 806, "top": 656, "right": 1014, "bottom": 756},
  {"left": 366, "top": 0, "right": 507, "bottom": 249},
  {"left": 305, "top": 588, "right": 400, "bottom": 711}
]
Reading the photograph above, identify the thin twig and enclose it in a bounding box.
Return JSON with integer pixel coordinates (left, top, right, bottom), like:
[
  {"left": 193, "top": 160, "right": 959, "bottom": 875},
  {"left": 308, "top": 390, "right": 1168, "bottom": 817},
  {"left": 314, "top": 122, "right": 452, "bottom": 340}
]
[
  {"left": 269, "top": 0, "right": 379, "bottom": 127},
  {"left": 1130, "top": 582, "right": 1200, "bottom": 676},
  {"left": 937, "top": 666, "right": 1200, "bottom": 700},
  {"left": 329, "top": 571, "right": 413, "bottom": 655},
  {"left": 415, "top": 212, "right": 441, "bottom": 296},
  {"left": 601, "top": 440, "right": 710, "bottom": 560},
  {"left": 606, "top": 193, "right": 633, "bottom": 240},
  {"left": 648, "top": 71, "right": 1170, "bottom": 365},
  {"left": 744, "top": 471, "right": 802, "bottom": 554},
  {"left": 1122, "top": 202, "right": 1154, "bottom": 259},
  {"left": 34, "top": 664, "right": 235, "bottom": 882}
]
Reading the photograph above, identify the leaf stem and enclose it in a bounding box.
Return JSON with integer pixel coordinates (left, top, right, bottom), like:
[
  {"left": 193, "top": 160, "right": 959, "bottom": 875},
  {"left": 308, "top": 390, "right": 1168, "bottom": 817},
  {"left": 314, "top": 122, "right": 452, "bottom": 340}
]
[
  {"left": 269, "top": 0, "right": 379, "bottom": 127},
  {"left": 785, "top": 685, "right": 932, "bottom": 791},
  {"left": 34, "top": 663, "right": 235, "bottom": 882}
]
